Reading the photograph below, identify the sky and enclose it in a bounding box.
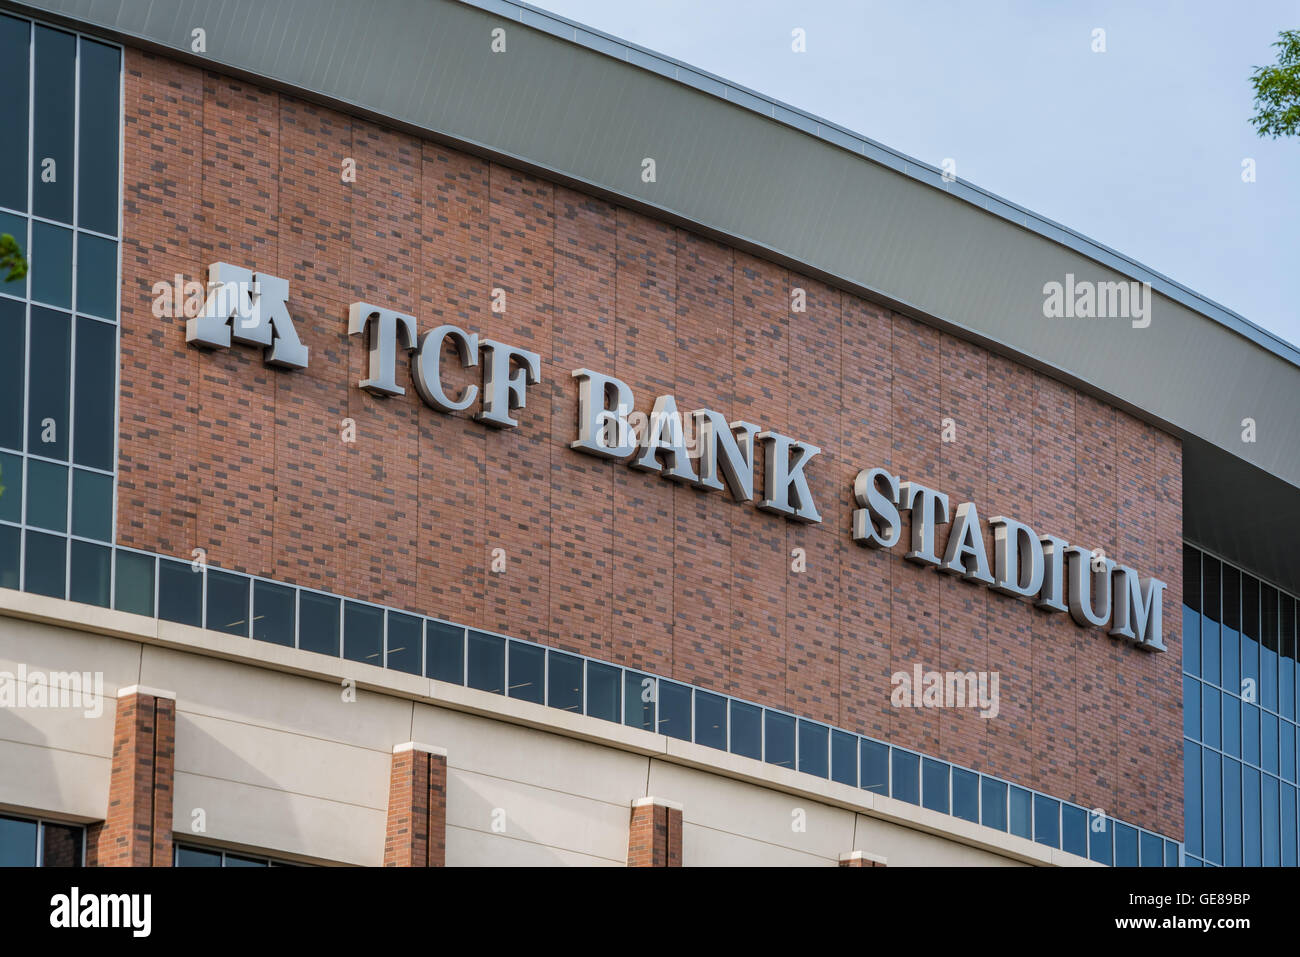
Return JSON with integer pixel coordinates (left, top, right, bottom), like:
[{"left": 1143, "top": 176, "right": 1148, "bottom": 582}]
[{"left": 537, "top": 0, "right": 1300, "bottom": 350}]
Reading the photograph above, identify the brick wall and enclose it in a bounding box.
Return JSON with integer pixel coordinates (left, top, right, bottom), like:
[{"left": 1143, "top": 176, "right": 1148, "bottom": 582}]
[{"left": 116, "top": 49, "right": 1183, "bottom": 838}]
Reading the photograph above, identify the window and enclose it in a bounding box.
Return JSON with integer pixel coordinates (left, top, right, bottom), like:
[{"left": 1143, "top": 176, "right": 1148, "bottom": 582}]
[
  {"left": 467, "top": 631, "right": 505, "bottom": 695},
  {"left": 952, "top": 768, "right": 979, "bottom": 825},
  {"left": 728, "top": 700, "right": 761, "bottom": 761},
  {"left": 797, "top": 720, "right": 828, "bottom": 778},
  {"left": 207, "top": 570, "right": 250, "bottom": 637},
  {"left": 174, "top": 844, "right": 300, "bottom": 867},
  {"left": 298, "top": 591, "right": 340, "bottom": 657},
  {"left": 546, "top": 651, "right": 582, "bottom": 714},
  {"left": 981, "top": 777, "right": 1007, "bottom": 832},
  {"left": 585, "top": 661, "right": 620, "bottom": 723},
  {"left": 0, "top": 814, "right": 83, "bottom": 866},
  {"left": 426, "top": 620, "right": 464, "bottom": 684},
  {"left": 252, "top": 580, "right": 295, "bottom": 647},
  {"left": 831, "top": 730, "right": 857, "bottom": 787},
  {"left": 763, "top": 710, "right": 795, "bottom": 769},
  {"left": 657, "top": 680, "right": 690, "bottom": 741},
  {"left": 693, "top": 690, "right": 726, "bottom": 751},
  {"left": 922, "top": 758, "right": 949, "bottom": 814},
  {"left": 157, "top": 558, "right": 201, "bottom": 627},
  {"left": 891, "top": 749, "right": 919, "bottom": 806},
  {"left": 860, "top": 740, "right": 888, "bottom": 796},
  {"left": 623, "top": 671, "right": 655, "bottom": 731},
  {"left": 508, "top": 640, "right": 544, "bottom": 704},
  {"left": 343, "top": 601, "right": 382, "bottom": 666},
  {"left": 385, "top": 611, "right": 422, "bottom": 676}
]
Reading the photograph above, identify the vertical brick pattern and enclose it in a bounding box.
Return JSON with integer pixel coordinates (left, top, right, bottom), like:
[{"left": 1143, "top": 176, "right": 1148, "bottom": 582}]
[
  {"left": 118, "top": 49, "right": 1184, "bottom": 839},
  {"left": 383, "top": 748, "right": 447, "bottom": 867},
  {"left": 627, "top": 801, "right": 683, "bottom": 867},
  {"left": 86, "top": 692, "right": 175, "bottom": 867}
]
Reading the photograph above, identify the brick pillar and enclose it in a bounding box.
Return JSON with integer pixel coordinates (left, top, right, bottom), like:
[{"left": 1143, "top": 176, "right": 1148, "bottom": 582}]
[
  {"left": 627, "top": 797, "right": 683, "bottom": 867},
  {"left": 384, "top": 742, "right": 447, "bottom": 867},
  {"left": 839, "top": 850, "right": 888, "bottom": 867},
  {"left": 86, "top": 686, "right": 176, "bottom": 867}
]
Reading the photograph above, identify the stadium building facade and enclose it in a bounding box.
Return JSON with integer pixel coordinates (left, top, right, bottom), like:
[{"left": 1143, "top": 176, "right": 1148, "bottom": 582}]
[{"left": 0, "top": 0, "right": 1296, "bottom": 867}]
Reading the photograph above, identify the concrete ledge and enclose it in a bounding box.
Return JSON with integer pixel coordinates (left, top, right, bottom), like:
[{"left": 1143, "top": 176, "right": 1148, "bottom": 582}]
[
  {"left": 631, "top": 796, "right": 683, "bottom": 811},
  {"left": 117, "top": 684, "right": 176, "bottom": 701},
  {"left": 393, "top": 742, "right": 448, "bottom": 757}
]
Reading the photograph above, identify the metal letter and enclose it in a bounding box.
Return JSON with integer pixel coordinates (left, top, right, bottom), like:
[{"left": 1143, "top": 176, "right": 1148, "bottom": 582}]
[
  {"left": 348, "top": 302, "right": 417, "bottom": 396},
  {"left": 899, "top": 481, "right": 949, "bottom": 565},
  {"left": 1036, "top": 534, "right": 1069, "bottom": 613},
  {"left": 476, "top": 339, "right": 541, "bottom": 429},
  {"left": 186, "top": 264, "right": 308, "bottom": 369},
  {"left": 939, "top": 501, "right": 994, "bottom": 584},
  {"left": 1110, "top": 566, "right": 1167, "bottom": 652},
  {"left": 990, "top": 516, "right": 1045, "bottom": 599},
  {"left": 692, "top": 409, "right": 758, "bottom": 502},
  {"left": 631, "top": 394, "right": 697, "bottom": 483},
  {"left": 852, "top": 468, "right": 902, "bottom": 549},
  {"left": 1066, "top": 545, "right": 1114, "bottom": 628},
  {"left": 413, "top": 324, "right": 479, "bottom": 413},
  {"left": 571, "top": 369, "right": 637, "bottom": 459},
  {"left": 757, "top": 432, "right": 821, "bottom": 524}
]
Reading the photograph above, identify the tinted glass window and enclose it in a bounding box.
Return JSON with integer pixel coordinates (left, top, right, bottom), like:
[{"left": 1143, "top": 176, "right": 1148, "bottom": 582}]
[
  {"left": 23, "top": 529, "right": 65, "bottom": 598},
  {"left": 1202, "top": 683, "right": 1220, "bottom": 749},
  {"left": 25, "top": 458, "right": 66, "bottom": 531},
  {"left": 1242, "top": 702, "right": 1259, "bottom": 765},
  {"left": 68, "top": 539, "right": 109, "bottom": 607},
  {"left": 891, "top": 750, "right": 919, "bottom": 806},
  {"left": 343, "top": 601, "right": 382, "bottom": 666},
  {"left": 763, "top": 710, "right": 795, "bottom": 769},
  {"left": 952, "top": 768, "right": 978, "bottom": 824},
  {"left": 1261, "top": 775, "right": 1279, "bottom": 867},
  {"left": 1184, "top": 740, "right": 1202, "bottom": 857},
  {"left": 797, "top": 721, "right": 828, "bottom": 778},
  {"left": 252, "top": 580, "right": 294, "bottom": 646},
  {"left": 73, "top": 317, "right": 116, "bottom": 470},
  {"left": 1221, "top": 691, "right": 1240, "bottom": 758},
  {"left": 385, "top": 612, "right": 421, "bottom": 675},
  {"left": 175, "top": 846, "right": 222, "bottom": 867},
  {"left": 729, "top": 700, "right": 761, "bottom": 761},
  {"left": 1202, "top": 557, "right": 1221, "bottom": 686},
  {"left": 623, "top": 671, "right": 655, "bottom": 731},
  {"left": 298, "top": 591, "right": 339, "bottom": 656},
  {"left": 1033, "top": 796, "right": 1060, "bottom": 848},
  {"left": 0, "top": 815, "right": 37, "bottom": 867},
  {"left": 981, "top": 777, "right": 1007, "bottom": 831},
  {"left": 1062, "top": 805, "right": 1087, "bottom": 857},
  {"left": 860, "top": 740, "right": 888, "bottom": 795},
  {"left": 546, "top": 651, "right": 582, "bottom": 714},
  {"left": 657, "top": 680, "right": 691, "bottom": 741},
  {"left": 585, "top": 661, "right": 620, "bottom": 722},
  {"left": 30, "top": 221, "right": 71, "bottom": 309},
  {"left": 507, "top": 640, "right": 544, "bottom": 704},
  {"left": 40, "top": 821, "right": 82, "bottom": 867},
  {"left": 831, "top": 730, "right": 857, "bottom": 787},
  {"left": 0, "top": 524, "right": 18, "bottom": 589},
  {"left": 225, "top": 854, "right": 268, "bottom": 867},
  {"left": 466, "top": 631, "right": 504, "bottom": 694},
  {"left": 113, "top": 549, "right": 153, "bottom": 616},
  {"left": 1212, "top": 752, "right": 1230, "bottom": 865},
  {"left": 75, "top": 233, "right": 116, "bottom": 319},
  {"left": 32, "top": 26, "right": 74, "bottom": 224},
  {"left": 425, "top": 620, "right": 463, "bottom": 684},
  {"left": 157, "top": 558, "right": 201, "bottom": 627},
  {"left": 207, "top": 570, "right": 249, "bottom": 637},
  {"left": 0, "top": 299, "right": 24, "bottom": 449},
  {"left": 1009, "top": 786, "right": 1032, "bottom": 839},
  {"left": 0, "top": 453, "right": 19, "bottom": 525},
  {"left": 71, "top": 467, "right": 111, "bottom": 540},
  {"left": 1115, "top": 823, "right": 1138, "bottom": 866},
  {"left": 922, "top": 758, "right": 949, "bottom": 813},
  {"left": 1243, "top": 767, "right": 1261, "bottom": 866},
  {"left": 28, "top": 306, "right": 70, "bottom": 458},
  {"left": 77, "top": 39, "right": 120, "bottom": 235},
  {"left": 0, "top": 16, "right": 30, "bottom": 212},
  {"left": 1089, "top": 816, "right": 1113, "bottom": 865},
  {"left": 693, "top": 690, "right": 726, "bottom": 750}
]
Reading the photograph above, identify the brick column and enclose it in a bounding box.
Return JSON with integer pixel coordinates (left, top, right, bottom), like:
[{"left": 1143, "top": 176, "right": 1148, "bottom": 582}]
[
  {"left": 627, "top": 797, "right": 683, "bottom": 867},
  {"left": 384, "top": 742, "right": 447, "bottom": 867},
  {"left": 86, "top": 686, "right": 176, "bottom": 867},
  {"left": 839, "top": 850, "right": 888, "bottom": 867}
]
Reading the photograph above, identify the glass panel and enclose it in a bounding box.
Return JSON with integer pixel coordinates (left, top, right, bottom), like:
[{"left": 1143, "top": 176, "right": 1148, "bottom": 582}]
[
  {"left": 1242, "top": 702, "right": 1259, "bottom": 766},
  {"left": 657, "top": 680, "right": 690, "bottom": 741},
  {"left": 1221, "top": 692, "right": 1239, "bottom": 758},
  {"left": 728, "top": 700, "right": 761, "bottom": 760},
  {"left": 1009, "top": 786, "right": 1032, "bottom": 839},
  {"left": 0, "top": 524, "right": 15, "bottom": 590},
  {"left": 831, "top": 730, "right": 857, "bottom": 787},
  {"left": 1184, "top": 740, "right": 1201, "bottom": 857},
  {"left": 693, "top": 690, "right": 726, "bottom": 750},
  {"left": 30, "top": 221, "right": 72, "bottom": 309},
  {"left": 0, "top": 815, "right": 38, "bottom": 866},
  {"left": 1242, "top": 575, "right": 1259, "bottom": 697},
  {"left": 507, "top": 640, "right": 544, "bottom": 704},
  {"left": 585, "top": 661, "right": 620, "bottom": 723},
  {"left": 1262, "top": 712, "right": 1278, "bottom": 774},
  {"left": 1201, "top": 682, "right": 1219, "bottom": 749},
  {"left": 0, "top": 299, "right": 24, "bottom": 449},
  {"left": 1282, "top": 721, "right": 1295, "bottom": 783},
  {"left": 1115, "top": 823, "right": 1138, "bottom": 866},
  {"left": 425, "top": 620, "right": 463, "bottom": 684},
  {"left": 71, "top": 468, "right": 111, "bottom": 540},
  {"left": 0, "top": 452, "right": 18, "bottom": 524},
  {"left": 342, "top": 601, "right": 382, "bottom": 666},
  {"left": 113, "top": 549, "right": 153, "bottom": 616},
  {"left": 32, "top": 25, "right": 75, "bottom": 224},
  {"left": 763, "top": 711, "right": 795, "bottom": 769},
  {"left": 1089, "top": 815, "right": 1113, "bottom": 865},
  {"left": 1183, "top": 675, "right": 1199, "bottom": 739},
  {"left": 1243, "top": 767, "right": 1261, "bottom": 866},
  {"left": 157, "top": 558, "right": 201, "bottom": 627},
  {"left": 297, "top": 591, "right": 339, "bottom": 656},
  {"left": 1220, "top": 755, "right": 1237, "bottom": 866},
  {"left": 23, "top": 530, "right": 64, "bottom": 598},
  {"left": 28, "top": 306, "right": 70, "bottom": 458},
  {"left": 76, "top": 233, "right": 116, "bottom": 319},
  {"left": 546, "top": 651, "right": 582, "bottom": 714},
  {"left": 206, "top": 570, "right": 249, "bottom": 637},
  {"left": 1165, "top": 841, "right": 1179, "bottom": 867},
  {"left": 891, "top": 750, "right": 919, "bottom": 806},
  {"left": 225, "top": 854, "right": 267, "bottom": 867},
  {"left": 252, "top": 580, "right": 294, "bottom": 647},
  {"left": 77, "top": 39, "right": 121, "bottom": 235},
  {"left": 1262, "top": 775, "right": 1279, "bottom": 867},
  {"left": 921, "top": 758, "right": 949, "bottom": 814},
  {"left": 25, "top": 458, "right": 66, "bottom": 531},
  {"left": 953, "top": 768, "right": 978, "bottom": 824},
  {"left": 981, "top": 776, "right": 1007, "bottom": 831},
  {"left": 796, "top": 720, "right": 828, "bottom": 778},
  {"left": 860, "top": 740, "right": 888, "bottom": 795},
  {"left": 1061, "top": 804, "right": 1087, "bottom": 857},
  {"left": 175, "top": 846, "right": 221, "bottom": 867},
  {"left": 1202, "top": 557, "right": 1220, "bottom": 687},
  {"left": 73, "top": 317, "right": 116, "bottom": 470},
  {"left": 466, "top": 630, "right": 504, "bottom": 694},
  {"left": 385, "top": 611, "right": 421, "bottom": 675},
  {"left": 1033, "top": 794, "right": 1060, "bottom": 848},
  {"left": 0, "top": 15, "right": 30, "bottom": 212},
  {"left": 1222, "top": 565, "right": 1239, "bottom": 694},
  {"left": 1282, "top": 596, "right": 1296, "bottom": 722},
  {"left": 67, "top": 539, "right": 109, "bottom": 607},
  {"left": 1139, "top": 831, "right": 1164, "bottom": 867},
  {"left": 1182, "top": 546, "right": 1200, "bottom": 675},
  {"left": 1262, "top": 585, "right": 1279, "bottom": 712},
  {"left": 623, "top": 671, "right": 655, "bottom": 731},
  {"left": 40, "top": 822, "right": 82, "bottom": 867},
  {"left": 0, "top": 209, "right": 24, "bottom": 296},
  {"left": 1282, "top": 784, "right": 1297, "bottom": 868}
]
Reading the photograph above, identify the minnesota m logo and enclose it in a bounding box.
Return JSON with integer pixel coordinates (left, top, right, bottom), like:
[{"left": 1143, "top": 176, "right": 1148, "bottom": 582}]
[{"left": 185, "top": 262, "right": 309, "bottom": 369}]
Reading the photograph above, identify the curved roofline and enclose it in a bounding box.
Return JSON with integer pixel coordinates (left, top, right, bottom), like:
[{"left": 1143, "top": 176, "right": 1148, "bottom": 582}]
[{"left": 479, "top": 0, "right": 1299, "bottom": 367}]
